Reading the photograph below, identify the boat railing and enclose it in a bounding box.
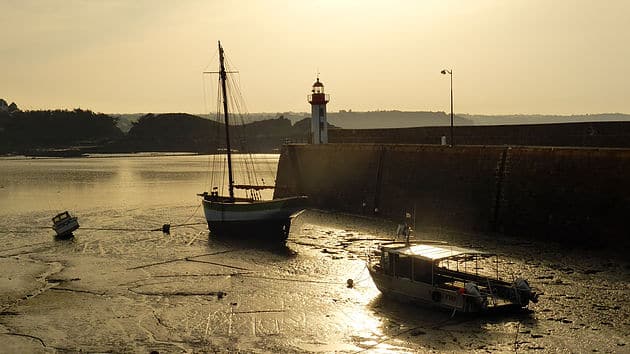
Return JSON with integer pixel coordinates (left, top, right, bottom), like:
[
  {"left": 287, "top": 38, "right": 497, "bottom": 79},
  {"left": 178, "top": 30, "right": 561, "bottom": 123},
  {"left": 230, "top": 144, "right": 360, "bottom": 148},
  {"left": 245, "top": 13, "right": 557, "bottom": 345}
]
[
  {"left": 435, "top": 267, "right": 509, "bottom": 288},
  {"left": 486, "top": 278, "right": 498, "bottom": 307}
]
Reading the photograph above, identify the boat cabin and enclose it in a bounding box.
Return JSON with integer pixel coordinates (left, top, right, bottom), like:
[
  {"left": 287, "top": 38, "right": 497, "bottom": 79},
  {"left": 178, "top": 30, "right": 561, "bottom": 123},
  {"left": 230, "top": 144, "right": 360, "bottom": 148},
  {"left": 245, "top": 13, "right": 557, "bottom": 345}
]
[
  {"left": 52, "top": 211, "right": 72, "bottom": 224},
  {"left": 377, "top": 243, "right": 494, "bottom": 285}
]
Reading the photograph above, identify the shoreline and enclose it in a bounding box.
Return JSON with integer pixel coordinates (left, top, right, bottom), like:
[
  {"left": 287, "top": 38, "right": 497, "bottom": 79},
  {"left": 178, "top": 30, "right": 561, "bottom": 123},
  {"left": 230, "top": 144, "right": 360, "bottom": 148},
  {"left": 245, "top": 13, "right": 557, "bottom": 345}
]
[{"left": 0, "top": 151, "right": 281, "bottom": 159}]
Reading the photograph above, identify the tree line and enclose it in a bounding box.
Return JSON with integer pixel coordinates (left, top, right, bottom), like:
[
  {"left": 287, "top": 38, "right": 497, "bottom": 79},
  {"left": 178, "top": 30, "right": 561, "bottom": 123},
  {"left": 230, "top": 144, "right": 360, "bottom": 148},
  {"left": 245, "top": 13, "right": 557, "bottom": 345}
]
[
  {"left": 0, "top": 109, "right": 122, "bottom": 154},
  {"left": 0, "top": 110, "right": 311, "bottom": 155}
]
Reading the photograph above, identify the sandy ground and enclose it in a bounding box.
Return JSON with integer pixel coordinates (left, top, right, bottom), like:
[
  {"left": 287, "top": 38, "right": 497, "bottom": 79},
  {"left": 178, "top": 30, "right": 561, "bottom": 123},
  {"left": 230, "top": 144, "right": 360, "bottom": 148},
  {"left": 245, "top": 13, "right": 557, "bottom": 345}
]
[{"left": 0, "top": 208, "right": 628, "bottom": 353}]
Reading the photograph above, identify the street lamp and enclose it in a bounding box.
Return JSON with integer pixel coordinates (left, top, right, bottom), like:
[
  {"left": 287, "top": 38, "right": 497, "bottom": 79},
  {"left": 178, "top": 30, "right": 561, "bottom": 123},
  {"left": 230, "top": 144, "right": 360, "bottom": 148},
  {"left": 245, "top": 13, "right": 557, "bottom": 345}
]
[{"left": 441, "top": 69, "right": 453, "bottom": 147}]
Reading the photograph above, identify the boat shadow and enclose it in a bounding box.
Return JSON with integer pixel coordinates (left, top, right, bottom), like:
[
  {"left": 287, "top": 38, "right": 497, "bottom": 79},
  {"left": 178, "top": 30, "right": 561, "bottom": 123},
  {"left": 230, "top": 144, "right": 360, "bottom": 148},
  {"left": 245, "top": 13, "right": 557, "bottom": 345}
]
[
  {"left": 53, "top": 232, "right": 76, "bottom": 241},
  {"left": 206, "top": 233, "right": 298, "bottom": 257},
  {"left": 366, "top": 294, "right": 538, "bottom": 350}
]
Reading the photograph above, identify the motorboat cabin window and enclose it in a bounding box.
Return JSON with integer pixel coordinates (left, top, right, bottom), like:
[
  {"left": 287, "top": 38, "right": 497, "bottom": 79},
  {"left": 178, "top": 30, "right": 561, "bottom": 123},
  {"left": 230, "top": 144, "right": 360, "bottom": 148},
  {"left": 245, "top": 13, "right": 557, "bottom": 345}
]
[
  {"left": 52, "top": 212, "right": 69, "bottom": 223},
  {"left": 381, "top": 252, "right": 391, "bottom": 274},
  {"left": 412, "top": 259, "right": 433, "bottom": 283},
  {"left": 394, "top": 254, "right": 412, "bottom": 279}
]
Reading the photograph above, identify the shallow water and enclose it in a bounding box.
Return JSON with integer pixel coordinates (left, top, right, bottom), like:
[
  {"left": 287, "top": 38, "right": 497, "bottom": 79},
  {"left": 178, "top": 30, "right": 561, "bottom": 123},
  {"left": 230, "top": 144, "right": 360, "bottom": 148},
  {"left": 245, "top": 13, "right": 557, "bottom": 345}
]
[{"left": 0, "top": 154, "right": 628, "bottom": 352}]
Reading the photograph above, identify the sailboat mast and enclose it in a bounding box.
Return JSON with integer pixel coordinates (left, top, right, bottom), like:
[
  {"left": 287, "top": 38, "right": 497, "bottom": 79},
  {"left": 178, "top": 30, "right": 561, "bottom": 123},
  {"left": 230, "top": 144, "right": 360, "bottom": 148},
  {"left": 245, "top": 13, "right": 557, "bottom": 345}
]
[{"left": 218, "top": 41, "right": 235, "bottom": 200}]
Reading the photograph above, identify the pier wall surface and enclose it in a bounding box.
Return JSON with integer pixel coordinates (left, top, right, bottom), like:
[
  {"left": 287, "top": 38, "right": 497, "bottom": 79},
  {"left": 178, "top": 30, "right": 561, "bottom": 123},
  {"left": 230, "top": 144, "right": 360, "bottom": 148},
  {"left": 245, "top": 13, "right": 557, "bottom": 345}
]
[
  {"left": 275, "top": 144, "right": 630, "bottom": 247},
  {"left": 329, "top": 121, "right": 630, "bottom": 148}
]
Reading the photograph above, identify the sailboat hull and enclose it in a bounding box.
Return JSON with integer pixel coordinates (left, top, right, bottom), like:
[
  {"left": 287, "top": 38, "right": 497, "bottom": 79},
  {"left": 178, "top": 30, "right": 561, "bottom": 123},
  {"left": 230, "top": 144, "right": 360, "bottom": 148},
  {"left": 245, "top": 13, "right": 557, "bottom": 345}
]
[{"left": 202, "top": 196, "right": 307, "bottom": 241}]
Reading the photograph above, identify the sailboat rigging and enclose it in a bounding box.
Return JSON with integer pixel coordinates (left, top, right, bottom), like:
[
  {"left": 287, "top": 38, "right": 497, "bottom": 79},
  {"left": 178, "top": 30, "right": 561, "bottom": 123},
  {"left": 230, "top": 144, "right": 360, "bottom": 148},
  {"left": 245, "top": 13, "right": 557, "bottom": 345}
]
[{"left": 199, "top": 41, "right": 307, "bottom": 242}]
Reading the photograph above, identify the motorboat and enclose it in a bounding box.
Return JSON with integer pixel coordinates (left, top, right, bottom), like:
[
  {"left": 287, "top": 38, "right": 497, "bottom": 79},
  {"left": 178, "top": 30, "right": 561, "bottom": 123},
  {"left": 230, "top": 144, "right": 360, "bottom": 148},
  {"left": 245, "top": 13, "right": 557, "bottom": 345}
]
[
  {"left": 52, "top": 211, "right": 79, "bottom": 238},
  {"left": 368, "top": 242, "right": 539, "bottom": 313}
]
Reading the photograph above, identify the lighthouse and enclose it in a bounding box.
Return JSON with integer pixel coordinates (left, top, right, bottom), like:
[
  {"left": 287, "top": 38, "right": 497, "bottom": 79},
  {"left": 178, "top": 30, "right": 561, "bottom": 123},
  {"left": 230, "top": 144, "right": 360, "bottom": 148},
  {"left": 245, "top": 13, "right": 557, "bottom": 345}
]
[{"left": 307, "top": 77, "right": 330, "bottom": 144}]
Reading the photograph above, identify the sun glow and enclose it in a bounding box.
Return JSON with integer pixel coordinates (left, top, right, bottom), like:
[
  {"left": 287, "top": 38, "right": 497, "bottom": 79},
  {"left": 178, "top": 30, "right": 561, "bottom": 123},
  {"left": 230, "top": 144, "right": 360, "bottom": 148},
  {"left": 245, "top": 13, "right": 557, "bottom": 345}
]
[{"left": 2, "top": 1, "right": 629, "bottom": 114}]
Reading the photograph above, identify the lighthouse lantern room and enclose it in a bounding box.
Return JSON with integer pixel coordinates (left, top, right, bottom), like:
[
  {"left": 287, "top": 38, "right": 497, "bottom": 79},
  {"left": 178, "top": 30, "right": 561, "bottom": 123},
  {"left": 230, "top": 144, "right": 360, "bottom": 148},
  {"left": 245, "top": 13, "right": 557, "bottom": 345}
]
[{"left": 307, "top": 77, "right": 330, "bottom": 144}]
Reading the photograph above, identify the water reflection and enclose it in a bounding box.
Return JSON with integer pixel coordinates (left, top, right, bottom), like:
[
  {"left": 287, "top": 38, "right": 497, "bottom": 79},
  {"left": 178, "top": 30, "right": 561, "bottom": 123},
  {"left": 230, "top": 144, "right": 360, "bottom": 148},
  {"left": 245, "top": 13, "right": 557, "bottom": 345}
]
[
  {"left": 364, "top": 293, "right": 537, "bottom": 352},
  {"left": 0, "top": 154, "right": 279, "bottom": 214}
]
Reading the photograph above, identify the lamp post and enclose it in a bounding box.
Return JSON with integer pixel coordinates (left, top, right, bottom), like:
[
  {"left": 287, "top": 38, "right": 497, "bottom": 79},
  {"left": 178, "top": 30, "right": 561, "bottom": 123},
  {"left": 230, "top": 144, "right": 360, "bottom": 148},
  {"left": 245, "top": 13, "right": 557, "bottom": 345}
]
[{"left": 441, "top": 69, "right": 453, "bottom": 147}]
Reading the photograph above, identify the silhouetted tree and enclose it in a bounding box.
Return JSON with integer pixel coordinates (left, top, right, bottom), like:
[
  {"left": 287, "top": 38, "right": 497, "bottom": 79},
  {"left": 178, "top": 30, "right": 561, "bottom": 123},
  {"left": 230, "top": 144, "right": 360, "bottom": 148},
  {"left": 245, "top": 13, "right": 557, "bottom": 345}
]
[{"left": 0, "top": 109, "right": 123, "bottom": 154}]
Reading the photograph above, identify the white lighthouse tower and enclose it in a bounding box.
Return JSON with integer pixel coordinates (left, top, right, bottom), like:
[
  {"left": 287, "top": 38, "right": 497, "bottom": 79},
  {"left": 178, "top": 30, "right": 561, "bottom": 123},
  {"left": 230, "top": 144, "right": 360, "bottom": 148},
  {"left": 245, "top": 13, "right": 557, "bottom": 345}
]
[{"left": 307, "top": 77, "right": 330, "bottom": 144}]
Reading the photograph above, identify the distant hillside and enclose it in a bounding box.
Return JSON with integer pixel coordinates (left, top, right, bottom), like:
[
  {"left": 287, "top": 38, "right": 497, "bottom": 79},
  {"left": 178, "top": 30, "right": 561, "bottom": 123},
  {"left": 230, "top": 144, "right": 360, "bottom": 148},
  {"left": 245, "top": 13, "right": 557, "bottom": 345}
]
[
  {"left": 461, "top": 113, "right": 630, "bottom": 126},
  {"left": 327, "top": 110, "right": 472, "bottom": 128},
  {"left": 111, "top": 112, "right": 309, "bottom": 133},
  {"left": 102, "top": 113, "right": 311, "bottom": 153},
  {"left": 110, "top": 111, "right": 460, "bottom": 130},
  {"left": 237, "top": 111, "right": 630, "bottom": 128},
  {"left": 0, "top": 98, "right": 19, "bottom": 113},
  {"left": 0, "top": 108, "right": 123, "bottom": 155},
  {"left": 6, "top": 100, "right": 630, "bottom": 156},
  {"left": 0, "top": 107, "right": 315, "bottom": 155}
]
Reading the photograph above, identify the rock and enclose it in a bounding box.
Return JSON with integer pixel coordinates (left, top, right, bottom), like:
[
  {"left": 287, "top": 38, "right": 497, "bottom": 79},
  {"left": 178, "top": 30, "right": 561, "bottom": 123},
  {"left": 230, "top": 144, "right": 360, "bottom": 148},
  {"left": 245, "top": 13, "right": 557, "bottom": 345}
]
[
  {"left": 536, "top": 275, "right": 554, "bottom": 279},
  {"left": 552, "top": 278, "right": 565, "bottom": 285},
  {"left": 410, "top": 329, "right": 426, "bottom": 336},
  {"left": 583, "top": 269, "right": 602, "bottom": 275}
]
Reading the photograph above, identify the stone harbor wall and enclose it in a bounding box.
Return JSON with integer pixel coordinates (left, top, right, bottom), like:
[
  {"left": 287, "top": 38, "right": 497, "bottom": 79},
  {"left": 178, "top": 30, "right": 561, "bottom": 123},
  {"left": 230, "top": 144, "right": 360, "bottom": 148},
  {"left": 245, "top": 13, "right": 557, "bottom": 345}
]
[
  {"left": 329, "top": 121, "right": 630, "bottom": 148},
  {"left": 275, "top": 143, "right": 630, "bottom": 247}
]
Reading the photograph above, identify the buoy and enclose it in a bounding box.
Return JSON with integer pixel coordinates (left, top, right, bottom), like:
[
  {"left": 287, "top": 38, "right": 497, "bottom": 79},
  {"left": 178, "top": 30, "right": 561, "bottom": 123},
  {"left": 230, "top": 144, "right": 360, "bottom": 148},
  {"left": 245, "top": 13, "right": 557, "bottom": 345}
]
[{"left": 346, "top": 279, "right": 354, "bottom": 288}]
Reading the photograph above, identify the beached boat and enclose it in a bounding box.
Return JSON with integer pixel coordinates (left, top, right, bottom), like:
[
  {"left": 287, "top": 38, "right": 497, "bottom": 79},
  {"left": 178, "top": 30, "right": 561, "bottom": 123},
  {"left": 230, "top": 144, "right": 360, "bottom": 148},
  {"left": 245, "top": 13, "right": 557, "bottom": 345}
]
[
  {"left": 198, "top": 41, "right": 306, "bottom": 242},
  {"left": 52, "top": 211, "right": 79, "bottom": 238},
  {"left": 368, "top": 242, "right": 539, "bottom": 313}
]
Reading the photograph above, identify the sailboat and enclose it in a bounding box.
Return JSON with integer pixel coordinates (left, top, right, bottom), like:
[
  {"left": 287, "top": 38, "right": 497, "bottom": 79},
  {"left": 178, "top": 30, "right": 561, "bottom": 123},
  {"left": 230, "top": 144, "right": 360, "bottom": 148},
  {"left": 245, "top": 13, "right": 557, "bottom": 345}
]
[{"left": 198, "top": 41, "right": 307, "bottom": 242}]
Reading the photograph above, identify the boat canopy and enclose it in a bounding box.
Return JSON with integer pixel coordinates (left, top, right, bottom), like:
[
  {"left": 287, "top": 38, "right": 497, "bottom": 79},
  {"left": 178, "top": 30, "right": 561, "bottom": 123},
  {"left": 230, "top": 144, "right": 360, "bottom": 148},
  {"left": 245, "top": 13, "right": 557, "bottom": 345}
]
[{"left": 381, "top": 243, "right": 489, "bottom": 261}]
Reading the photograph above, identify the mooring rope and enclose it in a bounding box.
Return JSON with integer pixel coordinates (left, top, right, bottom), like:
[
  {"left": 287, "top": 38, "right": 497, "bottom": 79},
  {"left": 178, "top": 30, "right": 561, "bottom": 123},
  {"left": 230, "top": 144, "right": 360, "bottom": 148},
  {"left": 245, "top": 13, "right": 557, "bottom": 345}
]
[{"left": 0, "top": 221, "right": 207, "bottom": 235}]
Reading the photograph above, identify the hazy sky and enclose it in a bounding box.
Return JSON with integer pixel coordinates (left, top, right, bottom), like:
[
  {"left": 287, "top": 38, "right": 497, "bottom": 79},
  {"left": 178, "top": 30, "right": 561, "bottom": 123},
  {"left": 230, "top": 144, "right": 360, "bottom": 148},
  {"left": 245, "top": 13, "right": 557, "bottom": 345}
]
[{"left": 1, "top": 0, "right": 629, "bottom": 115}]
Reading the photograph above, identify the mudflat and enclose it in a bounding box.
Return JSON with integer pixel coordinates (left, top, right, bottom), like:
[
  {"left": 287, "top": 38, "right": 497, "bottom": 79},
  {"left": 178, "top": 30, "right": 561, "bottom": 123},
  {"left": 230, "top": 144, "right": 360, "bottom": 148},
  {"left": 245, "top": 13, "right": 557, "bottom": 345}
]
[{"left": 0, "top": 208, "right": 628, "bottom": 353}]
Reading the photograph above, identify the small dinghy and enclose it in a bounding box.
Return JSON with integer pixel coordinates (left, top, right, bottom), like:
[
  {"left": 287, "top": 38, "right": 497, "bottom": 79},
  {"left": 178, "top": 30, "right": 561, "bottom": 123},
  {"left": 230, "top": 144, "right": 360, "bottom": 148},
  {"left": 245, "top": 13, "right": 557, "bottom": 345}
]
[{"left": 52, "top": 211, "right": 79, "bottom": 238}]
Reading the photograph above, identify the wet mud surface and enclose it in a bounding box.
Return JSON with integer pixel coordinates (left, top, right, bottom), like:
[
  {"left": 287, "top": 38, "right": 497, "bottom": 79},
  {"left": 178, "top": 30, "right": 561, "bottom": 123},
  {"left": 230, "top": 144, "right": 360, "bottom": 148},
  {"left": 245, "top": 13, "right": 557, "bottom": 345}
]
[{"left": 0, "top": 208, "right": 629, "bottom": 353}]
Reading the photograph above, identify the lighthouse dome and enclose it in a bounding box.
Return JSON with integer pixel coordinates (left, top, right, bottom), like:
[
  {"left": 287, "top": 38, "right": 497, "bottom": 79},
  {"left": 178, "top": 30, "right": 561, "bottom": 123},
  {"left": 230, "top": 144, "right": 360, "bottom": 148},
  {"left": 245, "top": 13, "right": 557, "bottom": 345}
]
[
  {"left": 312, "top": 78, "right": 325, "bottom": 94},
  {"left": 307, "top": 76, "right": 329, "bottom": 104}
]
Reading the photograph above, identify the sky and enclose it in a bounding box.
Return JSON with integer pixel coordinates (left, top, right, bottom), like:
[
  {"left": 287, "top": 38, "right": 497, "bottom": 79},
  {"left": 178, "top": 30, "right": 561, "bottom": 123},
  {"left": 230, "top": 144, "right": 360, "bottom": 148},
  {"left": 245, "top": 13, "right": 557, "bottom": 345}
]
[{"left": 1, "top": 0, "right": 629, "bottom": 115}]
